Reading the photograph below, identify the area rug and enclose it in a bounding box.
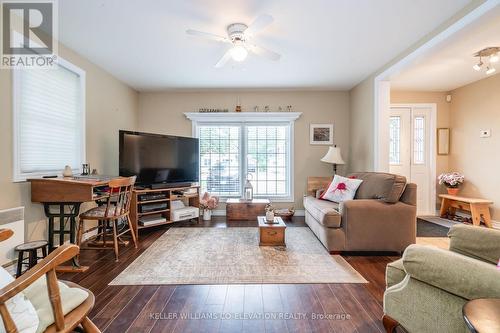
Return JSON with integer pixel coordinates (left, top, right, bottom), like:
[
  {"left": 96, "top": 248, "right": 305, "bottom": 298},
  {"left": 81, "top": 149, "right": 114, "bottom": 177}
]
[
  {"left": 110, "top": 227, "right": 367, "bottom": 285},
  {"left": 417, "top": 217, "right": 452, "bottom": 237}
]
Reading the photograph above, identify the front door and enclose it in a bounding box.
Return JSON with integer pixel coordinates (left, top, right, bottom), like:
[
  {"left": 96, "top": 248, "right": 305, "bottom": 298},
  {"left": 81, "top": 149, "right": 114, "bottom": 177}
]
[{"left": 389, "top": 105, "right": 434, "bottom": 215}]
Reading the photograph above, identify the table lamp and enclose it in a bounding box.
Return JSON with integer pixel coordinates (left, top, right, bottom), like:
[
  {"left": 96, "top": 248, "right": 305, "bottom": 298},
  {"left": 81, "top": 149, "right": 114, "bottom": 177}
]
[{"left": 320, "top": 145, "right": 345, "bottom": 175}]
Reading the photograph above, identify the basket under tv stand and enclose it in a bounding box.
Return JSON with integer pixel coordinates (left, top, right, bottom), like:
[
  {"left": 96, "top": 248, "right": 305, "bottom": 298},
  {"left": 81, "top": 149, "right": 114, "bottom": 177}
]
[{"left": 130, "top": 184, "right": 200, "bottom": 239}]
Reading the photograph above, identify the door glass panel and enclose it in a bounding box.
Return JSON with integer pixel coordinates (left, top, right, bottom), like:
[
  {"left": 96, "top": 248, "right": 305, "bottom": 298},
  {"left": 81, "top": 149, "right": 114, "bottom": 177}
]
[
  {"left": 413, "top": 116, "right": 425, "bottom": 164},
  {"left": 389, "top": 116, "right": 401, "bottom": 165}
]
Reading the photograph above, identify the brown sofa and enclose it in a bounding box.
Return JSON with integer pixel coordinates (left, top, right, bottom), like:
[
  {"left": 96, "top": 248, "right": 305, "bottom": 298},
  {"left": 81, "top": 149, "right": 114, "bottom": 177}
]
[{"left": 304, "top": 172, "right": 417, "bottom": 252}]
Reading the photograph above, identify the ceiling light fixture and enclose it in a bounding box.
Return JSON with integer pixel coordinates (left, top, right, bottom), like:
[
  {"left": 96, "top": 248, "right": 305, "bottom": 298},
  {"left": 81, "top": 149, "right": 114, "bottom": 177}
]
[
  {"left": 231, "top": 44, "right": 248, "bottom": 62},
  {"left": 472, "top": 60, "right": 483, "bottom": 71},
  {"left": 473, "top": 47, "right": 499, "bottom": 75}
]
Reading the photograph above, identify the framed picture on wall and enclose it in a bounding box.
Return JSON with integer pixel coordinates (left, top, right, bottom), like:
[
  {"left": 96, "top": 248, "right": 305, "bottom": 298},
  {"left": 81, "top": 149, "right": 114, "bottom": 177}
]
[{"left": 310, "top": 124, "right": 334, "bottom": 145}]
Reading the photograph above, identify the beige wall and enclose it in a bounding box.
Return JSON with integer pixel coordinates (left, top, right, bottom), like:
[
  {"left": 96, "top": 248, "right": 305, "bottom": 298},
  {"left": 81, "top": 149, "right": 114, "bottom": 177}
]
[
  {"left": 349, "top": 78, "right": 375, "bottom": 172},
  {"left": 347, "top": 0, "right": 486, "bottom": 174},
  {"left": 448, "top": 74, "right": 500, "bottom": 220},
  {"left": 138, "top": 91, "right": 350, "bottom": 210},
  {"left": 390, "top": 91, "right": 451, "bottom": 205},
  {"left": 0, "top": 43, "right": 139, "bottom": 241}
]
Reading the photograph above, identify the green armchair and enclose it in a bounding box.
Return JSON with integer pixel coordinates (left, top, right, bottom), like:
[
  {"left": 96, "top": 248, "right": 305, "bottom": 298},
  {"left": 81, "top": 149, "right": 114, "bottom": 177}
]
[{"left": 383, "top": 224, "right": 500, "bottom": 333}]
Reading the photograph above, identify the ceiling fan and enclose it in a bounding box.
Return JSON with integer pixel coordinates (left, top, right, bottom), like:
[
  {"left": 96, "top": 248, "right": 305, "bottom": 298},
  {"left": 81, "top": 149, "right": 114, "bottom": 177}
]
[{"left": 186, "top": 14, "right": 281, "bottom": 68}]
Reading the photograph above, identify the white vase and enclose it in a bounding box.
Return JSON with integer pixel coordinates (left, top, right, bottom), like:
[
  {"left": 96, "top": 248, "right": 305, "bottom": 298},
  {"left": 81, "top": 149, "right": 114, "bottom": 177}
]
[
  {"left": 62, "top": 165, "right": 73, "bottom": 177},
  {"left": 266, "top": 210, "right": 275, "bottom": 222},
  {"left": 203, "top": 209, "right": 212, "bottom": 221}
]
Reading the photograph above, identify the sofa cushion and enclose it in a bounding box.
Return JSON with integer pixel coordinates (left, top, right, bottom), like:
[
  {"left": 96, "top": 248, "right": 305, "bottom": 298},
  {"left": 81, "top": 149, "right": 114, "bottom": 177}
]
[
  {"left": 303, "top": 196, "right": 341, "bottom": 228},
  {"left": 320, "top": 175, "right": 363, "bottom": 203},
  {"left": 348, "top": 172, "right": 406, "bottom": 203}
]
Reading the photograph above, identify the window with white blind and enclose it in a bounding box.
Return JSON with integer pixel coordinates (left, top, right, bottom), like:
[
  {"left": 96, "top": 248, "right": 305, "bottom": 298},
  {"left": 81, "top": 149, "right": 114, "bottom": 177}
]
[
  {"left": 194, "top": 119, "right": 294, "bottom": 201},
  {"left": 13, "top": 58, "right": 85, "bottom": 181}
]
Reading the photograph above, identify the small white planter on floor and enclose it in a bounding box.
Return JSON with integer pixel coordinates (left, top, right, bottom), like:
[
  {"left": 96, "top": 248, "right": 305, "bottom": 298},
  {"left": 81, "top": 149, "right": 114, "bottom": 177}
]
[{"left": 203, "top": 209, "right": 212, "bottom": 221}]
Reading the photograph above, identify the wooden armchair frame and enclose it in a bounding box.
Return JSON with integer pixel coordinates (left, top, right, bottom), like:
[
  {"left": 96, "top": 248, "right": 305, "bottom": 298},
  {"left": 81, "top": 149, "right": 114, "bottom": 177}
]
[{"left": 0, "top": 242, "right": 100, "bottom": 333}]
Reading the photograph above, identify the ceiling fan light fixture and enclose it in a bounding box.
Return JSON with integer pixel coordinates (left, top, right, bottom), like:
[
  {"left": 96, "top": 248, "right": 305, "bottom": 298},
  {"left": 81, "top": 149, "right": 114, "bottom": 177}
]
[
  {"left": 486, "top": 66, "right": 496, "bottom": 75},
  {"left": 231, "top": 45, "right": 248, "bottom": 62},
  {"left": 472, "top": 62, "right": 482, "bottom": 71},
  {"left": 490, "top": 53, "right": 499, "bottom": 63}
]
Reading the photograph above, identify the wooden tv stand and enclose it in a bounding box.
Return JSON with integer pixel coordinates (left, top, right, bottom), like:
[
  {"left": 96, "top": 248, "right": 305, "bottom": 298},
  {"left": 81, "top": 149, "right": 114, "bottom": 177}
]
[{"left": 130, "top": 185, "right": 200, "bottom": 238}]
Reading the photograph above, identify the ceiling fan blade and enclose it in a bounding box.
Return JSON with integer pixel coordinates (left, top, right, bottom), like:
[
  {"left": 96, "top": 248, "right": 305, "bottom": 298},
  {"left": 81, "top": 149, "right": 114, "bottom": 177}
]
[
  {"left": 244, "top": 14, "right": 273, "bottom": 36},
  {"left": 215, "top": 49, "right": 233, "bottom": 68},
  {"left": 186, "top": 29, "right": 230, "bottom": 43},
  {"left": 246, "top": 43, "right": 281, "bottom": 61}
]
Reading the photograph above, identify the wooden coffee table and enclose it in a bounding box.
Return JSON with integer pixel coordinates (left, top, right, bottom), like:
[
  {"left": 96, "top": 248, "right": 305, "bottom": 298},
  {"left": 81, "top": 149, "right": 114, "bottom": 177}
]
[{"left": 258, "top": 216, "right": 286, "bottom": 246}]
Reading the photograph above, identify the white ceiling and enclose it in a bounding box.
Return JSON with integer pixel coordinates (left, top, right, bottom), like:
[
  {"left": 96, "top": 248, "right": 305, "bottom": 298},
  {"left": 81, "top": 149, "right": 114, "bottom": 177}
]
[
  {"left": 58, "top": 0, "right": 472, "bottom": 91},
  {"left": 391, "top": 4, "right": 500, "bottom": 92}
]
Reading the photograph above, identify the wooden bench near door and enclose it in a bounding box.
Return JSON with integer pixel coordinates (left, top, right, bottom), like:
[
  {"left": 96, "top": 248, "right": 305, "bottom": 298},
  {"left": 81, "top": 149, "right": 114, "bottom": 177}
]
[{"left": 439, "top": 194, "right": 493, "bottom": 228}]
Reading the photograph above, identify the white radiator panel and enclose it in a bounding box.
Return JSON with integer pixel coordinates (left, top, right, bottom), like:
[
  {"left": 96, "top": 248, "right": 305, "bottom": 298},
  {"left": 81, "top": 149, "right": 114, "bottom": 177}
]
[{"left": 0, "top": 207, "right": 25, "bottom": 265}]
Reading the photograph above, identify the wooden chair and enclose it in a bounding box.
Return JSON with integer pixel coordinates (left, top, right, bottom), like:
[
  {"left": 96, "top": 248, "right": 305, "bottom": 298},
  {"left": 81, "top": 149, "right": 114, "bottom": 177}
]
[
  {"left": 0, "top": 229, "right": 100, "bottom": 333},
  {"left": 77, "top": 176, "right": 138, "bottom": 261}
]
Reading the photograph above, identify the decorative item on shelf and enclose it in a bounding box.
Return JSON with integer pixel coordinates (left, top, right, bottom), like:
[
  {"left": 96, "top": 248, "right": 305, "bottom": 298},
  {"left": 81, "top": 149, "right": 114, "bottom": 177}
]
[
  {"left": 310, "top": 124, "right": 334, "bottom": 145},
  {"left": 199, "top": 108, "right": 229, "bottom": 113},
  {"left": 235, "top": 96, "right": 241, "bottom": 112},
  {"left": 264, "top": 105, "right": 270, "bottom": 112},
  {"left": 253, "top": 106, "right": 259, "bottom": 112},
  {"left": 243, "top": 173, "right": 254, "bottom": 201},
  {"left": 200, "top": 192, "right": 219, "bottom": 221},
  {"left": 278, "top": 106, "right": 283, "bottom": 112},
  {"left": 320, "top": 145, "right": 345, "bottom": 175},
  {"left": 274, "top": 207, "right": 295, "bottom": 220},
  {"left": 438, "top": 172, "right": 465, "bottom": 195},
  {"left": 62, "top": 165, "right": 73, "bottom": 177},
  {"left": 286, "top": 105, "right": 292, "bottom": 112},
  {"left": 265, "top": 203, "right": 275, "bottom": 222},
  {"left": 91, "top": 168, "right": 98, "bottom": 175},
  {"left": 81, "top": 163, "right": 90, "bottom": 175}
]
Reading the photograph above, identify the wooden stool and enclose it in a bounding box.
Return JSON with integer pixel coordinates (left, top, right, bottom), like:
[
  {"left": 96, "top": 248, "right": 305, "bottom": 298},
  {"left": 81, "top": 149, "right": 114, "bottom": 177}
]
[{"left": 14, "top": 240, "right": 48, "bottom": 277}]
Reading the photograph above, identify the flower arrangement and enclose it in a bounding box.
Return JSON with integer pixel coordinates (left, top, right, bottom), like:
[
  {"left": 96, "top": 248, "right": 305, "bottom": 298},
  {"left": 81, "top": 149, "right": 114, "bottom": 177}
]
[
  {"left": 200, "top": 192, "right": 219, "bottom": 220},
  {"left": 438, "top": 172, "right": 465, "bottom": 188}
]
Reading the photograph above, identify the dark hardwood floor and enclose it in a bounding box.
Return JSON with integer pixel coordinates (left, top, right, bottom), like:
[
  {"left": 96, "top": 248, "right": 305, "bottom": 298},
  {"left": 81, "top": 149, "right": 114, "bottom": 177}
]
[{"left": 60, "top": 217, "right": 398, "bottom": 333}]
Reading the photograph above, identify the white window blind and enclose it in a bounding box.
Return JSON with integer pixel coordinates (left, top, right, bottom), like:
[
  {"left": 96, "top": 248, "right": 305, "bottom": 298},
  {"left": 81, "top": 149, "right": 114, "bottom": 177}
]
[
  {"left": 199, "top": 125, "right": 241, "bottom": 197},
  {"left": 13, "top": 59, "right": 85, "bottom": 181},
  {"left": 196, "top": 122, "right": 293, "bottom": 201},
  {"left": 246, "top": 125, "right": 289, "bottom": 197}
]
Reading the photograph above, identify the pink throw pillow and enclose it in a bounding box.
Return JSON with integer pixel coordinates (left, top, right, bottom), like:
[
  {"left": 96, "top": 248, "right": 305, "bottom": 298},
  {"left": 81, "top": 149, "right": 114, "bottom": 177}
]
[{"left": 320, "top": 175, "right": 363, "bottom": 203}]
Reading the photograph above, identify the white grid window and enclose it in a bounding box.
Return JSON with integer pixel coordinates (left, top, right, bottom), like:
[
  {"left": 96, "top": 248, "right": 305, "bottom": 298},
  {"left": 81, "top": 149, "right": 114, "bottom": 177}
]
[
  {"left": 198, "top": 125, "right": 241, "bottom": 197},
  {"left": 413, "top": 116, "right": 425, "bottom": 164},
  {"left": 196, "top": 122, "right": 293, "bottom": 201},
  {"left": 389, "top": 116, "right": 401, "bottom": 165},
  {"left": 247, "top": 126, "right": 289, "bottom": 197},
  {"left": 13, "top": 58, "right": 85, "bottom": 181}
]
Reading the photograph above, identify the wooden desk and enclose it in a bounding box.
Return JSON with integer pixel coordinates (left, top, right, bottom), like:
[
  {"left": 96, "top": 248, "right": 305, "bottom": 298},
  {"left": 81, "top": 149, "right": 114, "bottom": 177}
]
[
  {"left": 29, "top": 176, "right": 118, "bottom": 272},
  {"left": 439, "top": 194, "right": 493, "bottom": 228}
]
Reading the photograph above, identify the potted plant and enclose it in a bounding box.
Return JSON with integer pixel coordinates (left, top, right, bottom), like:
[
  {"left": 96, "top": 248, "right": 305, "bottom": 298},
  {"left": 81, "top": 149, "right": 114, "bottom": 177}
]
[
  {"left": 438, "top": 172, "right": 465, "bottom": 195},
  {"left": 200, "top": 192, "right": 219, "bottom": 221}
]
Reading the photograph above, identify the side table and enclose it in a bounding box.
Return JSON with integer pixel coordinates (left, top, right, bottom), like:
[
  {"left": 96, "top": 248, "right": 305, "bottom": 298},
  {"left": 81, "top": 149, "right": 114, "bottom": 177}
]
[{"left": 463, "top": 298, "right": 500, "bottom": 333}]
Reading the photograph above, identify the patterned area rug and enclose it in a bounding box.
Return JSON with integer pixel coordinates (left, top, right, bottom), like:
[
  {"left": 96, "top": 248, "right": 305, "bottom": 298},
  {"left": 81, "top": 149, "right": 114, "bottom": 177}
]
[{"left": 110, "top": 227, "right": 367, "bottom": 285}]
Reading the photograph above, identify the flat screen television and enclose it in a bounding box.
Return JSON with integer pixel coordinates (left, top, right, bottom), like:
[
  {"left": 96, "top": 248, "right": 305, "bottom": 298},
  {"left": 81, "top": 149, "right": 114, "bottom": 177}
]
[{"left": 119, "top": 130, "right": 199, "bottom": 187}]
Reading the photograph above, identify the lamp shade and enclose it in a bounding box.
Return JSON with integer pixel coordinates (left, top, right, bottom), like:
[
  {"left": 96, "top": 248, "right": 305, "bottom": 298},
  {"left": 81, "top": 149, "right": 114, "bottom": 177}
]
[{"left": 321, "top": 146, "right": 345, "bottom": 165}]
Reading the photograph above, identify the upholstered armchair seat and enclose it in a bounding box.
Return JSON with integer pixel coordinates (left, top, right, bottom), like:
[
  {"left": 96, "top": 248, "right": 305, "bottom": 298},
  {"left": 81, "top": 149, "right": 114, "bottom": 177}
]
[{"left": 383, "top": 224, "right": 500, "bottom": 333}]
